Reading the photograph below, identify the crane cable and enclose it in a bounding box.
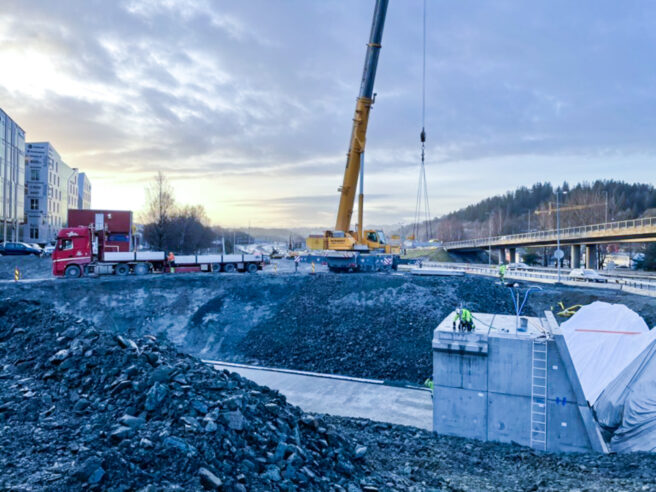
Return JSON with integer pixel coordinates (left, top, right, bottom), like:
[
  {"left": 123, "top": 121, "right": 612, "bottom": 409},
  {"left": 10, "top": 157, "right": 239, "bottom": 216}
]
[{"left": 413, "top": 0, "right": 432, "bottom": 242}]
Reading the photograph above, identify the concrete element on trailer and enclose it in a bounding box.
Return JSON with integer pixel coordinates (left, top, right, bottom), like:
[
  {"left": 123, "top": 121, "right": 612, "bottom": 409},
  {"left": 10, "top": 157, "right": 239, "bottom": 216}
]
[
  {"left": 432, "top": 311, "right": 607, "bottom": 453},
  {"left": 206, "top": 361, "right": 432, "bottom": 430}
]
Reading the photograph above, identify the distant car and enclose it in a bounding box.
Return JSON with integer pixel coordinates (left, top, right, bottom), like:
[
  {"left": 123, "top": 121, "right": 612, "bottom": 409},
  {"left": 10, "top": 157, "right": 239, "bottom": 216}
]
[
  {"left": 43, "top": 243, "right": 56, "bottom": 256},
  {"left": 507, "top": 262, "right": 529, "bottom": 270},
  {"left": 568, "top": 268, "right": 608, "bottom": 283},
  {"left": 26, "top": 243, "right": 45, "bottom": 255},
  {"left": 0, "top": 242, "right": 43, "bottom": 256}
]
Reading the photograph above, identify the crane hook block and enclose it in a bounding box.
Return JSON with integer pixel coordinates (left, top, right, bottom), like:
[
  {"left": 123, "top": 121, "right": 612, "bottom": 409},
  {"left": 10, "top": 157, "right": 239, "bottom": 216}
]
[{"left": 420, "top": 128, "right": 426, "bottom": 143}]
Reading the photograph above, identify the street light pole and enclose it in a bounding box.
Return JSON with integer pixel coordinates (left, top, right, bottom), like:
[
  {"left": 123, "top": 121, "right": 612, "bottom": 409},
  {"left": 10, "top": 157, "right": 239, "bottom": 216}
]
[
  {"left": 488, "top": 217, "right": 492, "bottom": 267},
  {"left": 556, "top": 190, "right": 561, "bottom": 283},
  {"left": 604, "top": 190, "right": 609, "bottom": 223}
]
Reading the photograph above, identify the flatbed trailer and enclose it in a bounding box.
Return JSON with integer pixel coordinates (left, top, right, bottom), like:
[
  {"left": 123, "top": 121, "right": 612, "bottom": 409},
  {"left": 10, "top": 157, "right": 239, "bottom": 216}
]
[{"left": 52, "top": 225, "right": 265, "bottom": 278}]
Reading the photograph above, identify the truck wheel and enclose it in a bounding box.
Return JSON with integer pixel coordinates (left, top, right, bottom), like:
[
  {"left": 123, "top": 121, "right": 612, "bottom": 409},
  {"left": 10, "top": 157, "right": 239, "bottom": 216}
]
[
  {"left": 246, "top": 263, "right": 258, "bottom": 274},
  {"left": 211, "top": 263, "right": 221, "bottom": 273},
  {"left": 134, "top": 263, "right": 149, "bottom": 276},
  {"left": 115, "top": 264, "right": 130, "bottom": 276},
  {"left": 223, "top": 264, "right": 236, "bottom": 273},
  {"left": 65, "top": 264, "right": 82, "bottom": 278}
]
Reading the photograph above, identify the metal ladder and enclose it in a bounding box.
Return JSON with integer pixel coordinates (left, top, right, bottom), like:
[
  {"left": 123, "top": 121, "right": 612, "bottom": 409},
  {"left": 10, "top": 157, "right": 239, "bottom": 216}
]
[{"left": 530, "top": 339, "right": 548, "bottom": 451}]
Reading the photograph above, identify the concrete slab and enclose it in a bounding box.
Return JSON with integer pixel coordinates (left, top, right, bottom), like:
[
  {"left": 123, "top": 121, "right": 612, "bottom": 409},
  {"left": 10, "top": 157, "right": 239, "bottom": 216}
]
[{"left": 205, "top": 361, "right": 433, "bottom": 430}]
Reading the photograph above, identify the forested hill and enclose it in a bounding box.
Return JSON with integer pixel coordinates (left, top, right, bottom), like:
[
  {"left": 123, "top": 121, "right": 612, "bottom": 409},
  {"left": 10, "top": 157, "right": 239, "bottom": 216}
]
[{"left": 420, "top": 180, "right": 656, "bottom": 242}]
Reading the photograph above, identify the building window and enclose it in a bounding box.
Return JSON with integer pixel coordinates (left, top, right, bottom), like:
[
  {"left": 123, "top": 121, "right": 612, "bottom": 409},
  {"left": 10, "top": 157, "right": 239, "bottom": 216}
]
[
  {"left": 30, "top": 168, "right": 39, "bottom": 181},
  {"left": 30, "top": 227, "right": 39, "bottom": 240},
  {"left": 30, "top": 198, "right": 39, "bottom": 210}
]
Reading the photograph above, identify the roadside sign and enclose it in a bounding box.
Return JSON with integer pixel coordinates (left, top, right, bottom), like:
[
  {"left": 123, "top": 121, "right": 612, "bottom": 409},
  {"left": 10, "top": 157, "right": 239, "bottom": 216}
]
[{"left": 554, "top": 249, "right": 565, "bottom": 260}]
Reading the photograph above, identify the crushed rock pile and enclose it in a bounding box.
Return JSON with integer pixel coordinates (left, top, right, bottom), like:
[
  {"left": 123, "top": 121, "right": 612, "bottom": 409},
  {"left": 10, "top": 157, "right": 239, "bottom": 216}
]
[
  {"left": 0, "top": 300, "right": 371, "bottom": 491},
  {"left": 236, "top": 275, "right": 515, "bottom": 383}
]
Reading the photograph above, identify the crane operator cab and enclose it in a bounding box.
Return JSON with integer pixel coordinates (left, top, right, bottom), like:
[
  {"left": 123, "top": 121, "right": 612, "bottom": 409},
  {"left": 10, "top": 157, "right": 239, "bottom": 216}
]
[{"left": 365, "top": 230, "right": 386, "bottom": 249}]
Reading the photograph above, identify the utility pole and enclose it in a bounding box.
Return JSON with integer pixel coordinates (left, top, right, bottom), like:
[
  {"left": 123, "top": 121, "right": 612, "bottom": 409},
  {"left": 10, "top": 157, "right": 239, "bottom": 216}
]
[
  {"left": 604, "top": 190, "right": 609, "bottom": 223},
  {"left": 488, "top": 213, "right": 492, "bottom": 267},
  {"left": 556, "top": 190, "right": 567, "bottom": 283}
]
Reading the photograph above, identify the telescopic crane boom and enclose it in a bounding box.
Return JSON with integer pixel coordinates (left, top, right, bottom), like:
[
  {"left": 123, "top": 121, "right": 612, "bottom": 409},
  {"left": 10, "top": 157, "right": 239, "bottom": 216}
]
[
  {"left": 306, "top": 0, "right": 398, "bottom": 256},
  {"left": 335, "top": 0, "right": 389, "bottom": 237}
]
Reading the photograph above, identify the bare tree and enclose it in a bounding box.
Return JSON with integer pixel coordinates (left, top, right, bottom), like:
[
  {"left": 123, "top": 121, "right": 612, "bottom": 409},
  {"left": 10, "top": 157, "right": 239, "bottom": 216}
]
[
  {"left": 143, "top": 172, "right": 176, "bottom": 250},
  {"left": 437, "top": 217, "right": 465, "bottom": 242}
]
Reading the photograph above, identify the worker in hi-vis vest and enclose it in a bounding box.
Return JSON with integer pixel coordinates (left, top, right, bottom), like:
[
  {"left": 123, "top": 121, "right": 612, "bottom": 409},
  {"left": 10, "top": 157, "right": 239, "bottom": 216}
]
[
  {"left": 498, "top": 264, "right": 507, "bottom": 282},
  {"left": 453, "top": 307, "right": 475, "bottom": 332}
]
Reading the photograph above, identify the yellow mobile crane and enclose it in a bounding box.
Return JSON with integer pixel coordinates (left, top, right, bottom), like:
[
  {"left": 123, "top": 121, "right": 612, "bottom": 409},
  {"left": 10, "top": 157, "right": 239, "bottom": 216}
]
[{"left": 306, "top": 0, "right": 398, "bottom": 256}]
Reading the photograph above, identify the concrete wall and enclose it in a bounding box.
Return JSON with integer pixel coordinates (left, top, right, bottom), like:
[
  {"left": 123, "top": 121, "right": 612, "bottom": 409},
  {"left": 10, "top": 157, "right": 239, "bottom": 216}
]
[{"left": 432, "top": 313, "right": 605, "bottom": 453}]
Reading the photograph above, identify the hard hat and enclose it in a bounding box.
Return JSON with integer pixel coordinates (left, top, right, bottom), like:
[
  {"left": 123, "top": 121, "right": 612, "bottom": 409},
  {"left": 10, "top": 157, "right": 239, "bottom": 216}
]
[{"left": 456, "top": 307, "right": 462, "bottom": 315}]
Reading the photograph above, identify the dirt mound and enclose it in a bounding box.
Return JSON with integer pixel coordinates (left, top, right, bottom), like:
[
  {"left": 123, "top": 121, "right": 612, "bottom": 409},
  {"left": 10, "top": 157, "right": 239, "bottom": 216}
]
[{"left": 0, "top": 300, "right": 369, "bottom": 490}]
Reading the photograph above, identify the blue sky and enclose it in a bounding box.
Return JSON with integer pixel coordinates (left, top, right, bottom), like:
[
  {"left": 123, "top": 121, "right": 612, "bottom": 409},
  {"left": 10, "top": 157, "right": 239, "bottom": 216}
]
[{"left": 1, "top": 1, "right": 655, "bottom": 228}]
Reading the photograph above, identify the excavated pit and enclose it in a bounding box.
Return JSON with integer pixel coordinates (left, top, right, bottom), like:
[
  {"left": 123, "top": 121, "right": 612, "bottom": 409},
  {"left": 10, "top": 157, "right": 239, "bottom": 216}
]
[{"left": 3, "top": 260, "right": 656, "bottom": 385}]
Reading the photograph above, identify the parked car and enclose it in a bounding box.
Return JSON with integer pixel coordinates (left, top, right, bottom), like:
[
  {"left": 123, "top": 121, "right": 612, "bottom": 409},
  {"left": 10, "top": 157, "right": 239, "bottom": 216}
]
[
  {"left": 568, "top": 268, "right": 608, "bottom": 283},
  {"left": 0, "top": 242, "right": 43, "bottom": 256},
  {"left": 507, "top": 262, "right": 529, "bottom": 270},
  {"left": 26, "top": 243, "right": 45, "bottom": 255},
  {"left": 42, "top": 243, "right": 56, "bottom": 256}
]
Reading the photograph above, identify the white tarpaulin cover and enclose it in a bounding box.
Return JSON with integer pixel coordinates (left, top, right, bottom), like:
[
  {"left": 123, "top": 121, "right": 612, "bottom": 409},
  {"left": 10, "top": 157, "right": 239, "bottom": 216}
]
[
  {"left": 560, "top": 301, "right": 656, "bottom": 404},
  {"left": 594, "top": 342, "right": 656, "bottom": 452}
]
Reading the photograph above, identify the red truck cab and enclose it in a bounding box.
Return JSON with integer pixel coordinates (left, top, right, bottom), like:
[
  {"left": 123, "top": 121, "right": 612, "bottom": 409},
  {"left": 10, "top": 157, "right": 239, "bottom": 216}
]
[{"left": 52, "top": 227, "right": 93, "bottom": 277}]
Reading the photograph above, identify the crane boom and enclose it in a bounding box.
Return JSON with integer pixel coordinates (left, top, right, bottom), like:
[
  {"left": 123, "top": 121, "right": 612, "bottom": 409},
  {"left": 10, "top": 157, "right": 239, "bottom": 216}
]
[{"left": 335, "top": 0, "right": 389, "bottom": 234}]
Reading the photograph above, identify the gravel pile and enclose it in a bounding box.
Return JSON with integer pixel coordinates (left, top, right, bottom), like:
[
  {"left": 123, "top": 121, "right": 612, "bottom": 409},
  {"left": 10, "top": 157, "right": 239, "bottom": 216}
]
[
  {"left": 237, "top": 275, "right": 515, "bottom": 383},
  {"left": 329, "top": 417, "right": 656, "bottom": 491},
  {"left": 0, "top": 300, "right": 371, "bottom": 491}
]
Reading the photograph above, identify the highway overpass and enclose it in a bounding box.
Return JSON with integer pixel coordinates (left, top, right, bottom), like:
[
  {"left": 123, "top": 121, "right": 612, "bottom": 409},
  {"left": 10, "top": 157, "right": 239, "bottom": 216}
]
[{"left": 443, "top": 216, "right": 656, "bottom": 269}]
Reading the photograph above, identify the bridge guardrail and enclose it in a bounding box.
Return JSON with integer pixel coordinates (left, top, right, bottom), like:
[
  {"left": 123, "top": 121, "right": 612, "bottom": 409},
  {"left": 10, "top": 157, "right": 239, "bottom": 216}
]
[
  {"left": 412, "top": 261, "right": 656, "bottom": 294},
  {"left": 444, "top": 216, "right": 656, "bottom": 249}
]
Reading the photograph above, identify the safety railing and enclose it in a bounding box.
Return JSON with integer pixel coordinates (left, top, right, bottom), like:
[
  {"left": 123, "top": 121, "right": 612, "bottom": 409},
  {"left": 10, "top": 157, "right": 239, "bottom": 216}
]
[
  {"left": 411, "top": 261, "right": 656, "bottom": 293},
  {"left": 443, "top": 216, "right": 656, "bottom": 249}
]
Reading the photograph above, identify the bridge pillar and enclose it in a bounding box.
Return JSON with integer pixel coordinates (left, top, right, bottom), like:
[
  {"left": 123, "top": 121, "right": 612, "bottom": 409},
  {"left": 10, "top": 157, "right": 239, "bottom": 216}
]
[
  {"left": 498, "top": 248, "right": 506, "bottom": 264},
  {"left": 509, "top": 248, "right": 517, "bottom": 264},
  {"left": 585, "top": 244, "right": 598, "bottom": 269},
  {"left": 570, "top": 245, "right": 581, "bottom": 269}
]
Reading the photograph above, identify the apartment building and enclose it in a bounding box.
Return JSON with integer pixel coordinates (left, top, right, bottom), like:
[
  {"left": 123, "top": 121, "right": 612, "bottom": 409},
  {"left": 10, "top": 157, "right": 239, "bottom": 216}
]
[
  {"left": 0, "top": 108, "right": 26, "bottom": 242},
  {"left": 24, "top": 142, "right": 78, "bottom": 243}
]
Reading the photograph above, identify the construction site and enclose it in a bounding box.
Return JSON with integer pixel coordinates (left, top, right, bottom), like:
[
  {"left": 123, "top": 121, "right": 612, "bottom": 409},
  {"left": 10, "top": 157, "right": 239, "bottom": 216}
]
[{"left": 2, "top": 0, "right": 656, "bottom": 490}]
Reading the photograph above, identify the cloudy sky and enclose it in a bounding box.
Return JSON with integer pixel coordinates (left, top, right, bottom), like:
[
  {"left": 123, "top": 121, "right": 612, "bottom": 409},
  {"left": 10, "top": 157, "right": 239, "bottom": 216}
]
[{"left": 1, "top": 1, "right": 655, "bottom": 228}]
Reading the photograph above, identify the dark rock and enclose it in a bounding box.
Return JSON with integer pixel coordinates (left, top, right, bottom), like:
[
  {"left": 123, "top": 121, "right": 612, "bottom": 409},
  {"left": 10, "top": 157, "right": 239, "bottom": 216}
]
[
  {"left": 225, "top": 410, "right": 244, "bottom": 431},
  {"left": 73, "top": 457, "right": 104, "bottom": 484},
  {"left": 145, "top": 382, "right": 168, "bottom": 411},
  {"left": 48, "top": 349, "right": 70, "bottom": 365},
  {"left": 152, "top": 366, "right": 173, "bottom": 383},
  {"left": 109, "top": 425, "right": 134, "bottom": 442},
  {"left": 261, "top": 465, "right": 282, "bottom": 482},
  {"left": 119, "top": 414, "right": 145, "bottom": 429},
  {"left": 163, "top": 436, "right": 197, "bottom": 456},
  {"left": 198, "top": 467, "right": 223, "bottom": 490}
]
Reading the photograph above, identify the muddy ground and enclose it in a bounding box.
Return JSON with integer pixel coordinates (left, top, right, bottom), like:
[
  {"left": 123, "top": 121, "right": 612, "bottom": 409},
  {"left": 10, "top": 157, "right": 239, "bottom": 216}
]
[{"left": 2, "top": 256, "right": 655, "bottom": 385}]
